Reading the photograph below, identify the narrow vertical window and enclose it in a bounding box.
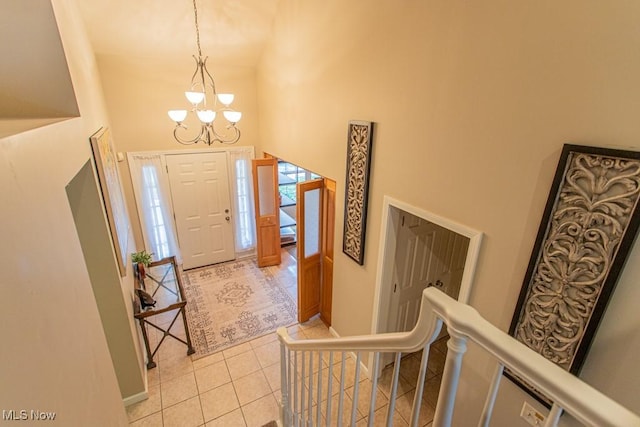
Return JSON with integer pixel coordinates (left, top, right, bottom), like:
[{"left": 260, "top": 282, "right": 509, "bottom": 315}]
[
  {"left": 141, "top": 165, "right": 171, "bottom": 259},
  {"left": 234, "top": 157, "right": 255, "bottom": 251},
  {"left": 129, "top": 154, "right": 181, "bottom": 263}
]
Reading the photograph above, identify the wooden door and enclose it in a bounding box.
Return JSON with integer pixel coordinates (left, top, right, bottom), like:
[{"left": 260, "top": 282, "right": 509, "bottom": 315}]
[
  {"left": 166, "top": 152, "right": 235, "bottom": 270},
  {"left": 297, "top": 179, "right": 323, "bottom": 323},
  {"left": 252, "top": 158, "right": 281, "bottom": 267},
  {"left": 320, "top": 178, "right": 335, "bottom": 326}
]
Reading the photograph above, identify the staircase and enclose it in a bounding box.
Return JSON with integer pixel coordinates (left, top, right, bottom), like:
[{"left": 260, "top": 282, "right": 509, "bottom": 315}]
[{"left": 276, "top": 288, "right": 640, "bottom": 427}]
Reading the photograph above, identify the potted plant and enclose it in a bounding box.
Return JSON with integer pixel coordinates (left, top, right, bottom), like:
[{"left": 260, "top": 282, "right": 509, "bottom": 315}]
[{"left": 131, "top": 250, "right": 153, "bottom": 279}]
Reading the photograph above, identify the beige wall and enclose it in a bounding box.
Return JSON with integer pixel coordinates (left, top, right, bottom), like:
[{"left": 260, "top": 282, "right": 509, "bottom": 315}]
[
  {"left": 0, "top": 0, "right": 137, "bottom": 424},
  {"left": 96, "top": 55, "right": 259, "bottom": 250},
  {"left": 0, "top": 0, "right": 79, "bottom": 138},
  {"left": 67, "top": 159, "right": 145, "bottom": 400},
  {"left": 257, "top": 0, "right": 640, "bottom": 423}
]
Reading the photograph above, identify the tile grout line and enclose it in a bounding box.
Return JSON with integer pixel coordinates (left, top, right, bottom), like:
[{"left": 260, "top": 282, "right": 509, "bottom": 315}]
[
  {"left": 132, "top": 248, "right": 407, "bottom": 427},
  {"left": 193, "top": 356, "right": 206, "bottom": 427},
  {"left": 226, "top": 355, "right": 250, "bottom": 427}
]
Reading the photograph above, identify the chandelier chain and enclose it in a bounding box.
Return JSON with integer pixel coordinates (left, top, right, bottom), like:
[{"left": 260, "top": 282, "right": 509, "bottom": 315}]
[{"left": 192, "top": 0, "right": 202, "bottom": 58}]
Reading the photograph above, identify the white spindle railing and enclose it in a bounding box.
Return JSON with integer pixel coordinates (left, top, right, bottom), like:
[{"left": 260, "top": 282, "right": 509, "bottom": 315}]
[{"left": 277, "top": 287, "right": 640, "bottom": 427}]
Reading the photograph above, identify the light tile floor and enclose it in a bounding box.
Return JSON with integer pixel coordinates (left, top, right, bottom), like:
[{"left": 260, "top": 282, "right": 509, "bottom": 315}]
[
  {"left": 127, "top": 248, "right": 445, "bottom": 427},
  {"left": 127, "top": 317, "right": 331, "bottom": 427}
]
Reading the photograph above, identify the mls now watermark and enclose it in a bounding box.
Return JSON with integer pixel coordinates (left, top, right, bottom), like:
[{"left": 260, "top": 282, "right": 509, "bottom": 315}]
[{"left": 2, "top": 409, "right": 56, "bottom": 421}]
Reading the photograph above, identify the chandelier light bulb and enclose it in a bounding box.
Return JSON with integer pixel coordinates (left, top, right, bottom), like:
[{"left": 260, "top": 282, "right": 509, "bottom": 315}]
[
  {"left": 217, "top": 93, "right": 235, "bottom": 106},
  {"left": 196, "top": 110, "right": 216, "bottom": 124},
  {"left": 223, "top": 111, "right": 242, "bottom": 123},
  {"left": 168, "top": 110, "right": 188, "bottom": 123},
  {"left": 185, "top": 91, "right": 205, "bottom": 105}
]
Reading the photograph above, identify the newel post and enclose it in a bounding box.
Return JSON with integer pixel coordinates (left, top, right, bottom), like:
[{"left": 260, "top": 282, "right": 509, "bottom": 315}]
[
  {"left": 278, "top": 334, "right": 291, "bottom": 426},
  {"left": 433, "top": 330, "right": 468, "bottom": 426}
]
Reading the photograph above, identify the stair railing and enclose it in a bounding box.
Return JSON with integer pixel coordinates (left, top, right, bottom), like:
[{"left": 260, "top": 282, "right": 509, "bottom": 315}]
[{"left": 277, "top": 287, "right": 640, "bottom": 427}]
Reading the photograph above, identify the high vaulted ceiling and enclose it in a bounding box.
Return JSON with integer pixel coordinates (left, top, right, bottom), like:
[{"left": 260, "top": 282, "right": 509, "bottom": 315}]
[{"left": 76, "top": 0, "right": 280, "bottom": 67}]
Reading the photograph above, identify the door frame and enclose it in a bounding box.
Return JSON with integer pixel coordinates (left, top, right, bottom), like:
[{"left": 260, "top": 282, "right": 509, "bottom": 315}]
[
  {"left": 320, "top": 178, "right": 336, "bottom": 326},
  {"left": 263, "top": 153, "right": 336, "bottom": 325},
  {"left": 127, "top": 146, "right": 255, "bottom": 261},
  {"left": 370, "top": 196, "right": 484, "bottom": 371}
]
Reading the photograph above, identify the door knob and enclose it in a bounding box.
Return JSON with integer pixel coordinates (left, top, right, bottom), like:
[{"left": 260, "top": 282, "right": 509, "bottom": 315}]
[{"left": 225, "top": 216, "right": 230, "bottom": 221}]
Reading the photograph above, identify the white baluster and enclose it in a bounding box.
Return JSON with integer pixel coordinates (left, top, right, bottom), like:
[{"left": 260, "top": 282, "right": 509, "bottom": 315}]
[
  {"left": 478, "top": 363, "right": 504, "bottom": 427},
  {"left": 326, "top": 352, "right": 334, "bottom": 427},
  {"left": 433, "top": 331, "right": 467, "bottom": 426},
  {"left": 289, "top": 349, "right": 294, "bottom": 427},
  {"left": 280, "top": 343, "right": 290, "bottom": 426},
  {"left": 316, "top": 351, "right": 323, "bottom": 426},
  {"left": 410, "top": 344, "right": 431, "bottom": 427},
  {"left": 543, "top": 404, "right": 563, "bottom": 427},
  {"left": 308, "top": 352, "right": 314, "bottom": 427},
  {"left": 294, "top": 351, "right": 299, "bottom": 427},
  {"left": 351, "top": 352, "right": 362, "bottom": 427},
  {"left": 301, "top": 351, "right": 306, "bottom": 426},
  {"left": 368, "top": 352, "right": 380, "bottom": 427},
  {"left": 386, "top": 352, "right": 402, "bottom": 427},
  {"left": 337, "top": 352, "right": 347, "bottom": 427}
]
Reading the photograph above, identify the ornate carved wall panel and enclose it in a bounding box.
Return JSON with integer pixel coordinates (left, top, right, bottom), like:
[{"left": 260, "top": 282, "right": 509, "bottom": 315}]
[
  {"left": 343, "top": 121, "right": 374, "bottom": 265},
  {"left": 508, "top": 144, "right": 640, "bottom": 402}
]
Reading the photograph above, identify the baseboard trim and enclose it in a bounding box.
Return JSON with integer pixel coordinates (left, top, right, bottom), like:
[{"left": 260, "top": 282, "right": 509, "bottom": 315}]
[
  {"left": 123, "top": 353, "right": 150, "bottom": 407},
  {"left": 123, "top": 389, "right": 148, "bottom": 407}
]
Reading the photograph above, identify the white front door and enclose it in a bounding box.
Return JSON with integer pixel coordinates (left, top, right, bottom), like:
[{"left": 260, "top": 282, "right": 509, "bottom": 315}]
[{"left": 166, "top": 152, "right": 235, "bottom": 270}]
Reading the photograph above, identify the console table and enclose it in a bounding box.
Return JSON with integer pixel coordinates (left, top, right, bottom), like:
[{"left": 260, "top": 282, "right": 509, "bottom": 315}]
[{"left": 134, "top": 256, "right": 195, "bottom": 369}]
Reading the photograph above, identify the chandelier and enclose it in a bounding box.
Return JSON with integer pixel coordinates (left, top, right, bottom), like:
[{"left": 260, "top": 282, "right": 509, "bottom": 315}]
[{"left": 167, "top": 0, "right": 242, "bottom": 145}]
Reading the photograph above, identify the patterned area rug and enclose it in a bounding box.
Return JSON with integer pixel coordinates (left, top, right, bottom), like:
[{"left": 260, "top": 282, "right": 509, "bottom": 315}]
[{"left": 183, "top": 258, "right": 297, "bottom": 359}]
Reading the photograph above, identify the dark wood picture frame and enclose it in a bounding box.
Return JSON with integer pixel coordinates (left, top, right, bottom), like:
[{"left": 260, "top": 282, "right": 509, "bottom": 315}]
[
  {"left": 342, "top": 120, "right": 374, "bottom": 265},
  {"left": 90, "top": 127, "right": 130, "bottom": 277},
  {"left": 507, "top": 143, "right": 640, "bottom": 404}
]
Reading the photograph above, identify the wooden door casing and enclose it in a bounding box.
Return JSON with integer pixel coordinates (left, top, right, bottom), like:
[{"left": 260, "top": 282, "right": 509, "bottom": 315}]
[{"left": 320, "top": 178, "right": 335, "bottom": 326}]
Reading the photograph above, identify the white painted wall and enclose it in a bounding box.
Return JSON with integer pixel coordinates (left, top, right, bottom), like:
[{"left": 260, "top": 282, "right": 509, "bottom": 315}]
[{"left": 0, "top": 0, "right": 79, "bottom": 137}]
